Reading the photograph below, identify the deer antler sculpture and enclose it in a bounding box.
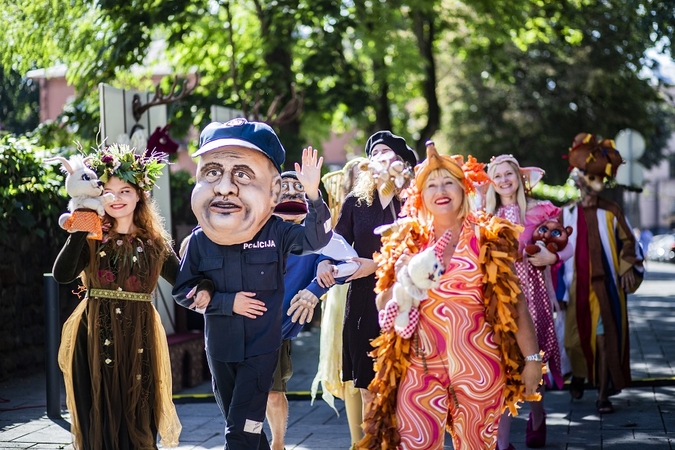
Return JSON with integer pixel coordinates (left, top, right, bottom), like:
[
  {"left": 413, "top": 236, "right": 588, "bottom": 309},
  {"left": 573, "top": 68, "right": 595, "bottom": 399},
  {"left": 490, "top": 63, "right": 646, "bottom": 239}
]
[
  {"left": 132, "top": 74, "right": 200, "bottom": 122},
  {"left": 241, "top": 84, "right": 304, "bottom": 127}
]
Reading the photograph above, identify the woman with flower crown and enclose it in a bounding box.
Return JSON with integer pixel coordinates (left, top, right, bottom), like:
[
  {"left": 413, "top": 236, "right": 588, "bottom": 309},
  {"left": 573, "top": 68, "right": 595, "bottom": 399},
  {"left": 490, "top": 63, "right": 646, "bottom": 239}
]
[
  {"left": 485, "top": 154, "right": 572, "bottom": 450},
  {"left": 359, "top": 142, "right": 542, "bottom": 450},
  {"left": 53, "top": 144, "right": 182, "bottom": 449}
]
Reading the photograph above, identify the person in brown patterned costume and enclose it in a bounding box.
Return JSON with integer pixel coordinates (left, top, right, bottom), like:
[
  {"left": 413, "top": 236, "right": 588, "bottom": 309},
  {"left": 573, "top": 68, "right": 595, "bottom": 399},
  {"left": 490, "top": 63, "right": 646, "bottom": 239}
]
[{"left": 53, "top": 144, "right": 181, "bottom": 449}]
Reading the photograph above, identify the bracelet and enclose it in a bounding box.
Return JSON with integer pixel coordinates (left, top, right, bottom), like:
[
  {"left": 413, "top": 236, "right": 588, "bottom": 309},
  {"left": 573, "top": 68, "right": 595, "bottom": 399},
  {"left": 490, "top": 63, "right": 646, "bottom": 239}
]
[{"left": 524, "top": 353, "right": 543, "bottom": 362}]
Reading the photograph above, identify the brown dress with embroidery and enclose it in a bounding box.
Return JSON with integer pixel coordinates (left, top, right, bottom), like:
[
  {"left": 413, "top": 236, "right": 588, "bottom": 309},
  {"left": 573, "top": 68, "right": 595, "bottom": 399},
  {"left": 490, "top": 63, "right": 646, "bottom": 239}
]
[{"left": 53, "top": 231, "right": 181, "bottom": 450}]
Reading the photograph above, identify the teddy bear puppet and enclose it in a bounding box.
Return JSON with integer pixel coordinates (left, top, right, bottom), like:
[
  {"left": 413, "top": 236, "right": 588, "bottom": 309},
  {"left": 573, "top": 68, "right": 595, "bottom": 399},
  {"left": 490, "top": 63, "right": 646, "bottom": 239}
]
[
  {"left": 525, "top": 220, "right": 573, "bottom": 263},
  {"left": 46, "top": 155, "right": 114, "bottom": 240},
  {"left": 361, "top": 153, "right": 415, "bottom": 197}
]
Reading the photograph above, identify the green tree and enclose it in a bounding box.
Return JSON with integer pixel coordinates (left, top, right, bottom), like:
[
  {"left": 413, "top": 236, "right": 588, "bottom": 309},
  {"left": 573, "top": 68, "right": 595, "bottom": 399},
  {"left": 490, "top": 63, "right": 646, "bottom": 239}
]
[
  {"left": 443, "top": 0, "right": 675, "bottom": 183},
  {"left": 2, "top": 0, "right": 673, "bottom": 176},
  {"left": 0, "top": 68, "right": 40, "bottom": 135}
]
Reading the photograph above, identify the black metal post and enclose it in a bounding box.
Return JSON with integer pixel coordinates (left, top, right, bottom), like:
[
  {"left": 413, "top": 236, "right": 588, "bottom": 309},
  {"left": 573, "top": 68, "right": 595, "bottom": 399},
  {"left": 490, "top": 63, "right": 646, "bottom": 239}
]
[{"left": 44, "top": 273, "right": 61, "bottom": 419}]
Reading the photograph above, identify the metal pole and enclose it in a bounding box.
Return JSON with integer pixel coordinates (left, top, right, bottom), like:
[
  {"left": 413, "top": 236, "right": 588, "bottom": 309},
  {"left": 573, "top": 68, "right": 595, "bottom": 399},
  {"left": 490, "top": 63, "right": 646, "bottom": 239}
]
[{"left": 44, "top": 273, "right": 61, "bottom": 419}]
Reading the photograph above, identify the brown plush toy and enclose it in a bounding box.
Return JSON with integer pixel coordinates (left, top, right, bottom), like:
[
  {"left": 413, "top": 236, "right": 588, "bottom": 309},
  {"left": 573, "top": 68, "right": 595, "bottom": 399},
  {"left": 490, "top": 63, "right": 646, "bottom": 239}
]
[{"left": 525, "top": 220, "right": 573, "bottom": 260}]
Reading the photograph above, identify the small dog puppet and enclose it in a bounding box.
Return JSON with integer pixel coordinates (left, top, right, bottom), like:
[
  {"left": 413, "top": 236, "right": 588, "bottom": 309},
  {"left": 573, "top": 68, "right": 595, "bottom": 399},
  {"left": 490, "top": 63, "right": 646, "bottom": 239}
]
[
  {"left": 47, "top": 155, "right": 114, "bottom": 240},
  {"left": 376, "top": 230, "right": 450, "bottom": 339},
  {"left": 392, "top": 245, "right": 445, "bottom": 333},
  {"left": 525, "top": 220, "right": 573, "bottom": 257}
]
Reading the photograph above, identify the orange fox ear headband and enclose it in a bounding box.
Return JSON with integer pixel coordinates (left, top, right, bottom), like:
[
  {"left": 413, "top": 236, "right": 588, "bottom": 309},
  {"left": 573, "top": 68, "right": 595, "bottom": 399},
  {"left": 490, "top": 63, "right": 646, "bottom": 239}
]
[
  {"left": 488, "top": 154, "right": 545, "bottom": 194},
  {"left": 414, "top": 141, "right": 490, "bottom": 194},
  {"left": 402, "top": 141, "right": 489, "bottom": 218}
]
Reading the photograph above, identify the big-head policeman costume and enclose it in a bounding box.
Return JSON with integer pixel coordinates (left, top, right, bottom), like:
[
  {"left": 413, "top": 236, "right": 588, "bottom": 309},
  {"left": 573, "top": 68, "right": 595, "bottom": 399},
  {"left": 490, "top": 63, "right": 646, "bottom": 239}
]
[{"left": 172, "top": 119, "right": 332, "bottom": 450}]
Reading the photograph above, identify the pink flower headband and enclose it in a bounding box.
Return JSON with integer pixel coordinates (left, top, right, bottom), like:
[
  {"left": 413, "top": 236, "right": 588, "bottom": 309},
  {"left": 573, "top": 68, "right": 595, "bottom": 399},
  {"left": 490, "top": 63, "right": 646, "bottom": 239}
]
[{"left": 488, "top": 154, "right": 545, "bottom": 193}]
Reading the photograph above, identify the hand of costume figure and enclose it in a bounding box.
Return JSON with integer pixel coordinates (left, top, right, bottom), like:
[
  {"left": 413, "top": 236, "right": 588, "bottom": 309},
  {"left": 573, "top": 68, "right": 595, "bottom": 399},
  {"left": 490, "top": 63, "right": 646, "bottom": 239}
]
[
  {"left": 287, "top": 289, "right": 320, "bottom": 324},
  {"left": 345, "top": 257, "right": 375, "bottom": 282},
  {"left": 620, "top": 269, "right": 636, "bottom": 292},
  {"left": 375, "top": 288, "right": 393, "bottom": 311},
  {"left": 395, "top": 249, "right": 412, "bottom": 275},
  {"left": 522, "top": 360, "right": 543, "bottom": 398},
  {"left": 232, "top": 291, "right": 267, "bottom": 319},
  {"left": 186, "top": 285, "right": 212, "bottom": 311},
  {"left": 316, "top": 259, "right": 336, "bottom": 288},
  {"left": 295, "top": 146, "right": 323, "bottom": 201},
  {"left": 526, "top": 246, "right": 558, "bottom": 267}
]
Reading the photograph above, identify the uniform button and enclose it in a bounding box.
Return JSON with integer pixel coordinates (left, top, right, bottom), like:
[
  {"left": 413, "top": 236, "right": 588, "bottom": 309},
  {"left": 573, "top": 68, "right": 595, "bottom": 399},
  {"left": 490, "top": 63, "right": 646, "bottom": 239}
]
[{"left": 261, "top": 271, "right": 264, "bottom": 275}]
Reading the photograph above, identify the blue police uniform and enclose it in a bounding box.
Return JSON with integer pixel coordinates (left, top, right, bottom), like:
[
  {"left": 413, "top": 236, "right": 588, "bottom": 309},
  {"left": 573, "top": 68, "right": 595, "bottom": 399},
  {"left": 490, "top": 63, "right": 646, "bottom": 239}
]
[
  {"left": 173, "top": 195, "right": 331, "bottom": 450},
  {"left": 280, "top": 253, "right": 320, "bottom": 340}
]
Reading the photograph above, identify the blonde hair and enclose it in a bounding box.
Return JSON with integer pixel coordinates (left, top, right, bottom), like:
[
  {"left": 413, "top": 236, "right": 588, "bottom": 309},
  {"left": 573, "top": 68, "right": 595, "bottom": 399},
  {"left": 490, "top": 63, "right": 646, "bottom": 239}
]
[
  {"left": 485, "top": 160, "right": 527, "bottom": 224},
  {"left": 419, "top": 168, "right": 471, "bottom": 224},
  {"left": 341, "top": 157, "right": 367, "bottom": 199},
  {"left": 351, "top": 168, "right": 377, "bottom": 206}
]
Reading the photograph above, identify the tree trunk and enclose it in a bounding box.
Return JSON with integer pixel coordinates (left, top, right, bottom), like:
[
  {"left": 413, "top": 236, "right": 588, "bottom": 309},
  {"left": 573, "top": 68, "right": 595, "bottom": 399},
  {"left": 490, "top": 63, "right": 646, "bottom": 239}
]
[{"left": 412, "top": 8, "right": 440, "bottom": 155}]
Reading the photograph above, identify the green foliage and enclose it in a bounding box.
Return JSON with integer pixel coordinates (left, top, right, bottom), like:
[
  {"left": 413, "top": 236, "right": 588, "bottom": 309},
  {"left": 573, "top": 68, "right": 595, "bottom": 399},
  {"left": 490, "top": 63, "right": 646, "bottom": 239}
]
[
  {"left": 168, "top": 169, "right": 196, "bottom": 225},
  {"left": 0, "top": 67, "right": 40, "bottom": 134},
  {"left": 1, "top": 0, "right": 673, "bottom": 182},
  {"left": 530, "top": 179, "right": 580, "bottom": 206},
  {"left": 89, "top": 143, "right": 168, "bottom": 190},
  {"left": 444, "top": 0, "right": 675, "bottom": 184},
  {"left": 0, "top": 134, "right": 65, "bottom": 239}
]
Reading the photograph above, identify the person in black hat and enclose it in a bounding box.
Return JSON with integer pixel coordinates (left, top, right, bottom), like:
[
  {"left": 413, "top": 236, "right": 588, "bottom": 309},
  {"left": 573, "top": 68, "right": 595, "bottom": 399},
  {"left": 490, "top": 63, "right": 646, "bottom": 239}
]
[
  {"left": 311, "top": 130, "right": 417, "bottom": 444},
  {"left": 172, "top": 119, "right": 333, "bottom": 450},
  {"left": 364, "top": 130, "right": 418, "bottom": 169}
]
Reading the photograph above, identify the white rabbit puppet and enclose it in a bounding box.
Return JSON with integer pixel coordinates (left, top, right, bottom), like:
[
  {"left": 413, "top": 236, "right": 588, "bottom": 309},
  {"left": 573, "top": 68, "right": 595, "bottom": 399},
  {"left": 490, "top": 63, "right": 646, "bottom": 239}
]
[{"left": 47, "top": 155, "right": 114, "bottom": 239}]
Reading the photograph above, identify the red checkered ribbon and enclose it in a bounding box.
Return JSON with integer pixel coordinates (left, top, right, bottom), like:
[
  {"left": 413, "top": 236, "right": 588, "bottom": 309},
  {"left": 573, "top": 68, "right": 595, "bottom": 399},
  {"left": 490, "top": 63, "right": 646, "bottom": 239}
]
[{"left": 433, "top": 229, "right": 452, "bottom": 262}]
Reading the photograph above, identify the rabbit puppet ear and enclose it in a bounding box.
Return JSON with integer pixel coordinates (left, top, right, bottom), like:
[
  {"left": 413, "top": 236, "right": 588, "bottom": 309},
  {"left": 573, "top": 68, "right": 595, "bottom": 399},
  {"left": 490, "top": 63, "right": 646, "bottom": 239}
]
[{"left": 45, "top": 156, "right": 73, "bottom": 174}]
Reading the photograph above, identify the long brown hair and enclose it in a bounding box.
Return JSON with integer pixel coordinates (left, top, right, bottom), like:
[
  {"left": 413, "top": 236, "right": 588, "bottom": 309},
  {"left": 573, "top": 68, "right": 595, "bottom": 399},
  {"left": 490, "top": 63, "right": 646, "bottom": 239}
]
[{"left": 83, "top": 184, "right": 172, "bottom": 292}]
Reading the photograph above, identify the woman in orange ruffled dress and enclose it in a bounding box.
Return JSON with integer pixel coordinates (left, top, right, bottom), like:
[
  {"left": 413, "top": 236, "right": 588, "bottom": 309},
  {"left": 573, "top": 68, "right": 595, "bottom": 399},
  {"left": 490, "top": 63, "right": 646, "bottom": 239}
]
[{"left": 361, "top": 142, "right": 542, "bottom": 450}]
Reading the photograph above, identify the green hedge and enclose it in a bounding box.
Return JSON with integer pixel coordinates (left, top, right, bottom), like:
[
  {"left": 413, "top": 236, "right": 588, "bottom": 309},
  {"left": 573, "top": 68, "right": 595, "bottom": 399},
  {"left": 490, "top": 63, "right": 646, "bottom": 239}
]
[
  {"left": 0, "top": 134, "right": 64, "bottom": 240},
  {"left": 530, "top": 179, "right": 580, "bottom": 206}
]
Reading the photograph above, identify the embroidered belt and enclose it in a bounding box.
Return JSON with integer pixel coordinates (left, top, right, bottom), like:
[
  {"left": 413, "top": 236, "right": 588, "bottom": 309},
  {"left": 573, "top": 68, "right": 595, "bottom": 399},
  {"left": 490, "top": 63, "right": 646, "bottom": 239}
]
[{"left": 88, "top": 288, "right": 152, "bottom": 302}]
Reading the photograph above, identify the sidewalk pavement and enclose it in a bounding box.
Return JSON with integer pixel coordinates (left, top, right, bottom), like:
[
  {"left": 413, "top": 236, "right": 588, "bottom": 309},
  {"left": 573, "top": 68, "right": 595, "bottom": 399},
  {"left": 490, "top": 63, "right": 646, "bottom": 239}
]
[{"left": 1, "top": 261, "right": 674, "bottom": 449}]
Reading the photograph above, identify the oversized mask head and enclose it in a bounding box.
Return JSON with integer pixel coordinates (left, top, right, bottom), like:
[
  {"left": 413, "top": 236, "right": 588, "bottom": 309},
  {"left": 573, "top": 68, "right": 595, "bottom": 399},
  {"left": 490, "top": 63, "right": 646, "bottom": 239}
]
[
  {"left": 568, "top": 132, "right": 623, "bottom": 193},
  {"left": 191, "top": 119, "right": 285, "bottom": 245},
  {"left": 273, "top": 171, "right": 308, "bottom": 224}
]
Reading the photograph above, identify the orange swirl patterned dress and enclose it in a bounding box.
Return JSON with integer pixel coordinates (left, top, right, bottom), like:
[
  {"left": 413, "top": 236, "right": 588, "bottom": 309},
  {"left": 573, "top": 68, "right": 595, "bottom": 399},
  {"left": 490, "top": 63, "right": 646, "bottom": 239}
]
[{"left": 396, "top": 222, "right": 505, "bottom": 450}]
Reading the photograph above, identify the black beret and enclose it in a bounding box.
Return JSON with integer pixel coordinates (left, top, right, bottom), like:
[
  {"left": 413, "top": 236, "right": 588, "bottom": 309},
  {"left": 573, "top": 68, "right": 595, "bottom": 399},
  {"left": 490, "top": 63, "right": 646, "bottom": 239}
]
[{"left": 364, "top": 131, "right": 418, "bottom": 168}]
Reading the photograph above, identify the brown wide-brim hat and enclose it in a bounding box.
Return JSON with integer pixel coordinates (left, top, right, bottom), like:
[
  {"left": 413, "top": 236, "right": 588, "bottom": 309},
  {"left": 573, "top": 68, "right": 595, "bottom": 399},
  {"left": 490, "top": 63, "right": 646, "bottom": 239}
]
[{"left": 568, "top": 132, "right": 623, "bottom": 178}]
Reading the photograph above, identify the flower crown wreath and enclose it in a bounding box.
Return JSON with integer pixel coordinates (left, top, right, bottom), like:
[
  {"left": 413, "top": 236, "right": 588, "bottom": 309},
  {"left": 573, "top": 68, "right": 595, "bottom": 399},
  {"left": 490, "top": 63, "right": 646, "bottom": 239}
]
[{"left": 87, "top": 143, "right": 169, "bottom": 191}]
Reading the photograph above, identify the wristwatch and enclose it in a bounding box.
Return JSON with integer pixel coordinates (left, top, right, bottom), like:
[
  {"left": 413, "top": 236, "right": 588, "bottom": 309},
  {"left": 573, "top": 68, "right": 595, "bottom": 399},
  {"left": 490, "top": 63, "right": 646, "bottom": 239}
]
[{"left": 524, "top": 353, "right": 543, "bottom": 362}]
